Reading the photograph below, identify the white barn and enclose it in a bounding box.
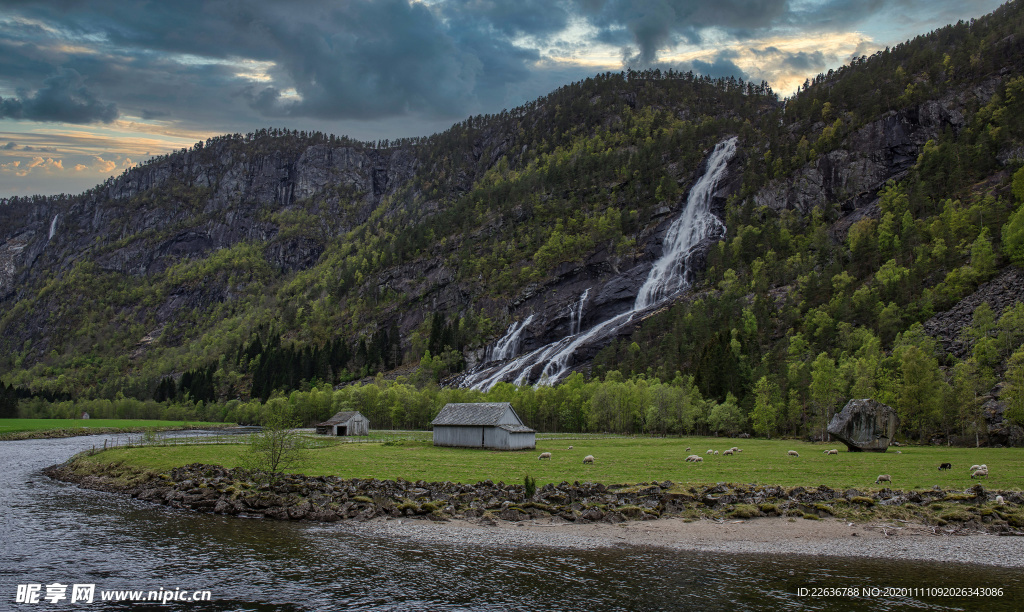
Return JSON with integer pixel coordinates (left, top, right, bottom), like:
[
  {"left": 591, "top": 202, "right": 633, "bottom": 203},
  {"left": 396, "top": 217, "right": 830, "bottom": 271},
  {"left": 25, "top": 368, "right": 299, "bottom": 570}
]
[
  {"left": 315, "top": 411, "right": 370, "bottom": 436},
  {"left": 431, "top": 402, "right": 536, "bottom": 450}
]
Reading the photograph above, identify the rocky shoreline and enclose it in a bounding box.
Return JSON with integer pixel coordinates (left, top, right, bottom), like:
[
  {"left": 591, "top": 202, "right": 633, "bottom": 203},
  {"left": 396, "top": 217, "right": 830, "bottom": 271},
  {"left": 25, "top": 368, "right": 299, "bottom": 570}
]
[{"left": 45, "top": 459, "right": 1024, "bottom": 533}]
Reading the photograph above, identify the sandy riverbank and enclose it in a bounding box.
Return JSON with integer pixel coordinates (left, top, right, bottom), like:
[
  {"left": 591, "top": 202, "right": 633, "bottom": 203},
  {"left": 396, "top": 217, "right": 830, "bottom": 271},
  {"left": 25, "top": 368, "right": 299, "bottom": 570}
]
[{"left": 350, "top": 515, "right": 1024, "bottom": 568}]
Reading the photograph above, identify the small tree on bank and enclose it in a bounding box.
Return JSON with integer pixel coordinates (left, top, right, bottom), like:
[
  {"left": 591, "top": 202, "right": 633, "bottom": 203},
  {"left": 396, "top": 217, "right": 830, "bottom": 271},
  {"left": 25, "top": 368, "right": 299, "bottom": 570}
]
[{"left": 243, "top": 401, "right": 306, "bottom": 475}]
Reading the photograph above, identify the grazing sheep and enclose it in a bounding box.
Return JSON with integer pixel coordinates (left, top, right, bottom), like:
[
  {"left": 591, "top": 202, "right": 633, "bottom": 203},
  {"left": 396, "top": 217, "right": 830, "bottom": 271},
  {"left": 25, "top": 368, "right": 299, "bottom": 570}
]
[
  {"left": 685, "top": 447, "right": 691, "bottom": 452},
  {"left": 787, "top": 450, "right": 799, "bottom": 457},
  {"left": 896, "top": 451, "right": 902, "bottom": 454},
  {"left": 938, "top": 463, "right": 952, "bottom": 470},
  {"left": 826, "top": 449, "right": 839, "bottom": 455},
  {"left": 685, "top": 454, "right": 702, "bottom": 462},
  {"left": 875, "top": 474, "right": 891, "bottom": 484},
  {"left": 995, "top": 495, "right": 1005, "bottom": 505},
  {"left": 971, "top": 468, "right": 988, "bottom": 479},
  {"left": 723, "top": 449, "right": 734, "bottom": 456},
  {"left": 706, "top": 449, "right": 714, "bottom": 455},
  {"left": 737, "top": 448, "right": 743, "bottom": 453},
  {"left": 714, "top": 450, "right": 720, "bottom": 455},
  {"left": 981, "top": 464, "right": 988, "bottom": 470},
  {"left": 538, "top": 452, "right": 552, "bottom": 460},
  {"left": 970, "top": 464, "right": 982, "bottom": 472},
  {"left": 730, "top": 447, "right": 739, "bottom": 452},
  {"left": 583, "top": 455, "right": 595, "bottom": 464},
  {"left": 567, "top": 445, "right": 573, "bottom": 450}
]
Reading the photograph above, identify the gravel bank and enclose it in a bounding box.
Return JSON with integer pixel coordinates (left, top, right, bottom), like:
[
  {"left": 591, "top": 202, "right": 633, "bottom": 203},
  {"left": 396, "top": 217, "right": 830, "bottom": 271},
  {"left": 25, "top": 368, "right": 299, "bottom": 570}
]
[{"left": 349, "top": 515, "right": 1024, "bottom": 568}]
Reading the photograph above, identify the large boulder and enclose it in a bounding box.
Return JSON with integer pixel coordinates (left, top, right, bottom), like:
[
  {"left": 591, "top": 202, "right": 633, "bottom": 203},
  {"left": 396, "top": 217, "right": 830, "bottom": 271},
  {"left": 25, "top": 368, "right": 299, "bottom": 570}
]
[{"left": 827, "top": 399, "right": 900, "bottom": 452}]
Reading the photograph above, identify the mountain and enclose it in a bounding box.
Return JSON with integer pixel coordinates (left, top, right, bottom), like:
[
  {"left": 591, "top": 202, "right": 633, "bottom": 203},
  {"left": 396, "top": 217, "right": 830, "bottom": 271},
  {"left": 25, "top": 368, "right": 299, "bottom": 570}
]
[{"left": 2, "top": 1, "right": 1024, "bottom": 444}]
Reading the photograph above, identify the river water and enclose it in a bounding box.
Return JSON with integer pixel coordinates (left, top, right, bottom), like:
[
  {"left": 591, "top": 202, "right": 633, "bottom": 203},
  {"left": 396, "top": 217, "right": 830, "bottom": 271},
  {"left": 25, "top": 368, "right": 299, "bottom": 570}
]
[{"left": 2, "top": 433, "right": 1022, "bottom": 611}]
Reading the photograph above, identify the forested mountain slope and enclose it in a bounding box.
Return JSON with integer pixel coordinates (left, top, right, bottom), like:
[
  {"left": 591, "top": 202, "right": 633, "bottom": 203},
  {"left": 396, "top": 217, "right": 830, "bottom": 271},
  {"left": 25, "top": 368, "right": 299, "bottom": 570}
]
[{"left": 2, "top": 1, "right": 1024, "bottom": 444}]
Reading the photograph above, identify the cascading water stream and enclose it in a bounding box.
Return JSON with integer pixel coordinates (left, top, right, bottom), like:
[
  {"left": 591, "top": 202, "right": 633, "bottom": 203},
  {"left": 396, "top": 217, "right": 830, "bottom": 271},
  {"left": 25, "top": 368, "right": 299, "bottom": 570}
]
[
  {"left": 48, "top": 214, "right": 59, "bottom": 240},
  {"left": 463, "top": 137, "right": 737, "bottom": 390},
  {"left": 569, "top": 289, "right": 589, "bottom": 335},
  {"left": 487, "top": 314, "right": 535, "bottom": 362}
]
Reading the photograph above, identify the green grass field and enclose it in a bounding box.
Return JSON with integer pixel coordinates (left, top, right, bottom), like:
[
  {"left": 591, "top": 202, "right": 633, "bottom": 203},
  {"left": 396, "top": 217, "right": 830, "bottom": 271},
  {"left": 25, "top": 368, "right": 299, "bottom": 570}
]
[
  {"left": 84, "top": 436, "right": 1024, "bottom": 491},
  {"left": 0, "top": 418, "right": 227, "bottom": 435}
]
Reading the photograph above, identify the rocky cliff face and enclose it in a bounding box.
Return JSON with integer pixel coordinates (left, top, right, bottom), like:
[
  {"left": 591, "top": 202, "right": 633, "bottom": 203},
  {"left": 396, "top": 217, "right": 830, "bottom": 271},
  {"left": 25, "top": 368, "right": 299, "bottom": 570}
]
[
  {"left": 754, "top": 83, "right": 991, "bottom": 221},
  {"left": 923, "top": 267, "right": 1024, "bottom": 359}
]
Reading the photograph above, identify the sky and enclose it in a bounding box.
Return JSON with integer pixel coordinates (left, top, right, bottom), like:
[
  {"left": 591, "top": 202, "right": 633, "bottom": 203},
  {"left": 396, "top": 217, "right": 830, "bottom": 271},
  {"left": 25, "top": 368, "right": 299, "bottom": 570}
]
[{"left": 0, "top": 0, "right": 1008, "bottom": 198}]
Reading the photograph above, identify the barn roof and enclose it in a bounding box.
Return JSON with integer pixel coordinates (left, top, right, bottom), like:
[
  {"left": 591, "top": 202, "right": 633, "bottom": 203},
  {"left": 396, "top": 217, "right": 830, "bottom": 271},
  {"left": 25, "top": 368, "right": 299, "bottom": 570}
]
[
  {"left": 431, "top": 402, "right": 532, "bottom": 429},
  {"left": 316, "top": 411, "right": 364, "bottom": 427},
  {"left": 498, "top": 424, "right": 535, "bottom": 433}
]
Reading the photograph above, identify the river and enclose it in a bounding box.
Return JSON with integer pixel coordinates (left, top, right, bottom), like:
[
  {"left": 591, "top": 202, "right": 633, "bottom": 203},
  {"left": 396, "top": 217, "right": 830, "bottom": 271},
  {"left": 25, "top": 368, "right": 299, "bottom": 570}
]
[{"left": 2, "top": 433, "right": 1022, "bottom": 611}]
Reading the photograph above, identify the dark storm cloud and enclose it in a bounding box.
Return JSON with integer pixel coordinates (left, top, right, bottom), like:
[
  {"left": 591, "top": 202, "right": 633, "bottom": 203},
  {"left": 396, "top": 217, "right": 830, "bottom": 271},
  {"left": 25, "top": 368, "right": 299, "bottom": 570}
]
[
  {"left": 752, "top": 47, "right": 827, "bottom": 72},
  {"left": 0, "top": 0, "right": 984, "bottom": 130},
  {"left": 572, "top": 0, "right": 789, "bottom": 65},
  {"left": 445, "top": 0, "right": 573, "bottom": 38},
  {"left": 664, "top": 50, "right": 751, "bottom": 81},
  {"left": 784, "top": 0, "right": 878, "bottom": 27},
  {"left": 2, "top": 0, "right": 556, "bottom": 123},
  {"left": 2, "top": 141, "right": 16, "bottom": 149},
  {"left": 0, "top": 69, "right": 118, "bottom": 123}
]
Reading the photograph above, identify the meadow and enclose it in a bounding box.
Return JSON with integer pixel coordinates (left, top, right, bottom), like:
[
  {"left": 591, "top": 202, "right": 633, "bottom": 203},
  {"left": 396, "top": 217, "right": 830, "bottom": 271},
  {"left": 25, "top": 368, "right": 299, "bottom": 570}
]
[{"left": 82, "top": 435, "right": 1024, "bottom": 491}]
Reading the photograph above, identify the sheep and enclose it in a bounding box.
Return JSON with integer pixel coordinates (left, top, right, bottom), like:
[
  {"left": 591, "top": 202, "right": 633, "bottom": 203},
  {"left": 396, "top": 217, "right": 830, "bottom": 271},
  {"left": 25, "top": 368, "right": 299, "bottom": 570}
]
[
  {"left": 583, "top": 455, "right": 595, "bottom": 464},
  {"left": 706, "top": 449, "right": 714, "bottom": 455},
  {"left": 685, "top": 447, "right": 691, "bottom": 452},
  {"left": 730, "top": 447, "right": 739, "bottom": 452},
  {"left": 896, "top": 450, "right": 902, "bottom": 454},
  {"left": 995, "top": 495, "right": 1005, "bottom": 505},
  {"left": 567, "top": 445, "right": 573, "bottom": 450},
  {"left": 685, "top": 454, "right": 702, "bottom": 462},
  {"left": 722, "top": 449, "right": 734, "bottom": 456},
  {"left": 970, "top": 464, "right": 982, "bottom": 472},
  {"left": 787, "top": 450, "right": 799, "bottom": 457},
  {"left": 538, "top": 452, "right": 552, "bottom": 460},
  {"left": 714, "top": 450, "right": 720, "bottom": 455},
  {"left": 826, "top": 449, "right": 839, "bottom": 455},
  {"left": 875, "top": 474, "right": 891, "bottom": 484},
  {"left": 736, "top": 448, "right": 743, "bottom": 453},
  {"left": 971, "top": 468, "right": 988, "bottom": 479},
  {"left": 938, "top": 463, "right": 952, "bottom": 470},
  {"left": 694, "top": 456, "right": 703, "bottom": 463}
]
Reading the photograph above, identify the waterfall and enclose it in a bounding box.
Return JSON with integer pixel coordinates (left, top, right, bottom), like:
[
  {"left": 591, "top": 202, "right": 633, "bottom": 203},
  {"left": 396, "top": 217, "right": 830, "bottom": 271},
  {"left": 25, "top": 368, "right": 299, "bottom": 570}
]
[
  {"left": 462, "top": 137, "right": 738, "bottom": 390},
  {"left": 634, "top": 137, "right": 735, "bottom": 309},
  {"left": 568, "top": 289, "right": 589, "bottom": 335},
  {"left": 48, "top": 215, "right": 58, "bottom": 241},
  {"left": 487, "top": 315, "right": 535, "bottom": 363}
]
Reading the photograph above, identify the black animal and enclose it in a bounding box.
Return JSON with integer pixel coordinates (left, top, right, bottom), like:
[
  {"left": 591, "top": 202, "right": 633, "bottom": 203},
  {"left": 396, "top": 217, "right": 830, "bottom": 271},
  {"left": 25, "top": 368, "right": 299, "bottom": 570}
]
[{"left": 938, "top": 462, "right": 952, "bottom": 470}]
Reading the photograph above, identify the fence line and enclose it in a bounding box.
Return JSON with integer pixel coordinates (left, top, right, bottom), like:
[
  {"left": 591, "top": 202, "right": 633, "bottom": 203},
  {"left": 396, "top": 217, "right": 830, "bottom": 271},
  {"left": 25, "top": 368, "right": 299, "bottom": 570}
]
[{"left": 90, "top": 430, "right": 629, "bottom": 452}]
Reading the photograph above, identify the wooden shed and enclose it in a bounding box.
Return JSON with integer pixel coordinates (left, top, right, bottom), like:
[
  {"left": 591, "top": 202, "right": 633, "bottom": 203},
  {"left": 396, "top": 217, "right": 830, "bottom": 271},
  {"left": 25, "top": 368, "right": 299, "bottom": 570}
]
[
  {"left": 315, "top": 411, "right": 370, "bottom": 436},
  {"left": 431, "top": 402, "right": 536, "bottom": 450}
]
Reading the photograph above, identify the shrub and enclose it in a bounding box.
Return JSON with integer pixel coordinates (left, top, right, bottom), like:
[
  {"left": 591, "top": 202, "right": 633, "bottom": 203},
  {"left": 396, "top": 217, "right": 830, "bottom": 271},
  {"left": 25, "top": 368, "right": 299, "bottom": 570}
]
[
  {"left": 730, "top": 504, "right": 760, "bottom": 518},
  {"left": 524, "top": 474, "right": 537, "bottom": 498}
]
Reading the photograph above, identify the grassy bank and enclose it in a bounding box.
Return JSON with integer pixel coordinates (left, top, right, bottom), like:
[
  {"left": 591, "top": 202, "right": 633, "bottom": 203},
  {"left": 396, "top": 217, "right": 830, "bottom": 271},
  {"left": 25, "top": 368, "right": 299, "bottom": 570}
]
[
  {"left": 79, "top": 436, "right": 1024, "bottom": 491},
  {"left": 0, "top": 418, "right": 231, "bottom": 440}
]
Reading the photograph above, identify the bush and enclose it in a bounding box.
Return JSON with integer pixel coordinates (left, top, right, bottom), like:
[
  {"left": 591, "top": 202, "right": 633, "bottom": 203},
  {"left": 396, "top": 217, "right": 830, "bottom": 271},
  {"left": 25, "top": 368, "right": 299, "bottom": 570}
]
[
  {"left": 730, "top": 504, "right": 760, "bottom": 518},
  {"left": 524, "top": 474, "right": 537, "bottom": 498}
]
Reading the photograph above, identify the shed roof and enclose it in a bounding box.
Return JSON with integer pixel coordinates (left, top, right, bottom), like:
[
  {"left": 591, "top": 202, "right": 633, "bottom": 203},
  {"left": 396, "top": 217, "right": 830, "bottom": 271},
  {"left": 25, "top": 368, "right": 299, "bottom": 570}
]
[
  {"left": 498, "top": 424, "right": 536, "bottom": 433},
  {"left": 431, "top": 402, "right": 530, "bottom": 427},
  {"left": 316, "top": 411, "right": 364, "bottom": 427}
]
